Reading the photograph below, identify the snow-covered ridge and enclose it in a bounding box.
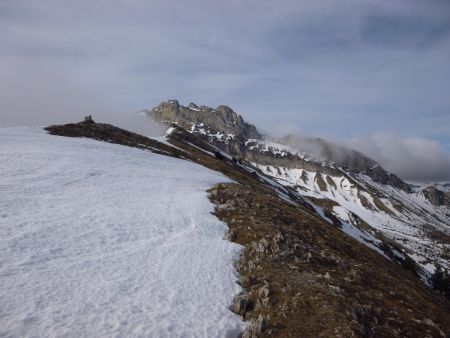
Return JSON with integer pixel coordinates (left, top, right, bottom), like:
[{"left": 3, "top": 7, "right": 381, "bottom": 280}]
[
  {"left": 0, "top": 127, "right": 245, "bottom": 337},
  {"left": 252, "top": 163, "right": 450, "bottom": 274}
]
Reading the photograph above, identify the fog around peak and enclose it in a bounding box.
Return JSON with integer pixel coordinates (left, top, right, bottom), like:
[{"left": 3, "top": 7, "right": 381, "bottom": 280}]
[
  {"left": 349, "top": 133, "right": 450, "bottom": 183},
  {"left": 264, "top": 123, "right": 450, "bottom": 183}
]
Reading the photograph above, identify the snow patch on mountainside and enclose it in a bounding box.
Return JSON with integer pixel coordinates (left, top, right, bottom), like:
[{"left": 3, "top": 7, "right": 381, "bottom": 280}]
[
  {"left": 0, "top": 127, "right": 245, "bottom": 338},
  {"left": 190, "top": 123, "right": 235, "bottom": 143},
  {"left": 245, "top": 139, "right": 313, "bottom": 159},
  {"left": 253, "top": 163, "right": 450, "bottom": 273}
]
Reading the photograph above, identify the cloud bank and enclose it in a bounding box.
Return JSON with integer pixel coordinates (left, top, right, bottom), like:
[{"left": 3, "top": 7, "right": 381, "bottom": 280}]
[
  {"left": 350, "top": 133, "right": 450, "bottom": 183},
  {"left": 266, "top": 124, "right": 450, "bottom": 183}
]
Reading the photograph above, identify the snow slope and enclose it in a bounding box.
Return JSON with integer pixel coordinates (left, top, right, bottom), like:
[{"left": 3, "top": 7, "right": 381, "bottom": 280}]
[
  {"left": 0, "top": 127, "right": 245, "bottom": 337},
  {"left": 252, "top": 163, "right": 450, "bottom": 273}
]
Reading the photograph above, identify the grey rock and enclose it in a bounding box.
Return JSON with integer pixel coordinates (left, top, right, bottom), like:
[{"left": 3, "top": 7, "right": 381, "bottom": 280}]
[
  {"left": 250, "top": 315, "right": 268, "bottom": 335},
  {"left": 422, "top": 186, "right": 450, "bottom": 207},
  {"left": 252, "top": 238, "right": 269, "bottom": 254},
  {"left": 258, "top": 285, "right": 270, "bottom": 299},
  {"left": 232, "top": 294, "right": 249, "bottom": 315},
  {"left": 148, "top": 100, "right": 260, "bottom": 140}
]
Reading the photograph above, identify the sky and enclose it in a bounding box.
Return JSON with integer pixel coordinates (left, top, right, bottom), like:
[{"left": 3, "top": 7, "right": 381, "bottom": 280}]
[{"left": 0, "top": 0, "right": 449, "bottom": 182}]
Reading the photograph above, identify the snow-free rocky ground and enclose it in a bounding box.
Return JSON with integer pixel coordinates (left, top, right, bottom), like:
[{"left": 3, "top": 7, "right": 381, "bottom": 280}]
[{"left": 0, "top": 127, "right": 245, "bottom": 337}]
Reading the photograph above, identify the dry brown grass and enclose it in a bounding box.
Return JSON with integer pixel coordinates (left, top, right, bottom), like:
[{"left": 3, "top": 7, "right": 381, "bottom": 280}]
[{"left": 209, "top": 184, "right": 450, "bottom": 337}]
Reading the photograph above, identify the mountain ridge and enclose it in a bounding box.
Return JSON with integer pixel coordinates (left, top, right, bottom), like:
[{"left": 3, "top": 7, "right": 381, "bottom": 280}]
[
  {"left": 147, "top": 100, "right": 450, "bottom": 276},
  {"left": 146, "top": 100, "right": 411, "bottom": 192},
  {"left": 39, "top": 118, "right": 450, "bottom": 337}
]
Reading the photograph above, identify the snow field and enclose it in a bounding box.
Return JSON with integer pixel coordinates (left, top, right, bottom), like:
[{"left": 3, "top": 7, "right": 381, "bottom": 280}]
[{"left": 0, "top": 127, "right": 245, "bottom": 338}]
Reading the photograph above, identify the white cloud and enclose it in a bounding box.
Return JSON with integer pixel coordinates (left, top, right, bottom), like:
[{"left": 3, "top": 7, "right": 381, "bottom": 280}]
[{"left": 350, "top": 133, "right": 450, "bottom": 183}]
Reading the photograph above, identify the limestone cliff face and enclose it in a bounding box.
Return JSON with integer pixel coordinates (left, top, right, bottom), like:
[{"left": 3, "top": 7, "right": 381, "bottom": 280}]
[
  {"left": 147, "top": 100, "right": 412, "bottom": 192},
  {"left": 148, "top": 100, "right": 260, "bottom": 140}
]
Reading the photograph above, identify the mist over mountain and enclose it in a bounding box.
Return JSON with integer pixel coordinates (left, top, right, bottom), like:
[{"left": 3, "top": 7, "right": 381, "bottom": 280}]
[
  {"left": 266, "top": 134, "right": 376, "bottom": 177},
  {"left": 255, "top": 119, "right": 450, "bottom": 184},
  {"left": 349, "top": 133, "right": 450, "bottom": 183},
  {"left": 277, "top": 132, "right": 450, "bottom": 184}
]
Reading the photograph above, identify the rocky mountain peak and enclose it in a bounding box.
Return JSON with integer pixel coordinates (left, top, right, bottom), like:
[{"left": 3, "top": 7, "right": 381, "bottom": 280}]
[
  {"left": 148, "top": 100, "right": 412, "bottom": 192},
  {"left": 148, "top": 100, "right": 260, "bottom": 140}
]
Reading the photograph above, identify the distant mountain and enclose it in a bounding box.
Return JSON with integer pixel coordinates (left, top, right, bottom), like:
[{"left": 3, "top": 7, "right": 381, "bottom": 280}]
[
  {"left": 278, "top": 134, "right": 378, "bottom": 172},
  {"left": 150, "top": 100, "right": 260, "bottom": 140},
  {"left": 147, "top": 100, "right": 450, "bottom": 276}
]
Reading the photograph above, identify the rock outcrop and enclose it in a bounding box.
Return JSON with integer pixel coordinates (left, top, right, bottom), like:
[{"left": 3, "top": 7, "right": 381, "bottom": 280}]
[
  {"left": 366, "top": 164, "right": 411, "bottom": 193},
  {"left": 422, "top": 186, "right": 450, "bottom": 207},
  {"left": 147, "top": 100, "right": 260, "bottom": 140}
]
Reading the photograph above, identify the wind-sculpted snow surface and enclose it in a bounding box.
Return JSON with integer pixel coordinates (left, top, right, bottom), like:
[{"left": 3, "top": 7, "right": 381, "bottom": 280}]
[{"left": 0, "top": 127, "right": 245, "bottom": 337}]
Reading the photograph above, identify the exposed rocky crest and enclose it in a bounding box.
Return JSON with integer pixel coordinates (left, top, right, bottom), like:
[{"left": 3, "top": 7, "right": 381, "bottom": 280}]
[
  {"left": 366, "top": 164, "right": 411, "bottom": 193},
  {"left": 45, "top": 120, "right": 186, "bottom": 159},
  {"left": 147, "top": 100, "right": 260, "bottom": 140}
]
